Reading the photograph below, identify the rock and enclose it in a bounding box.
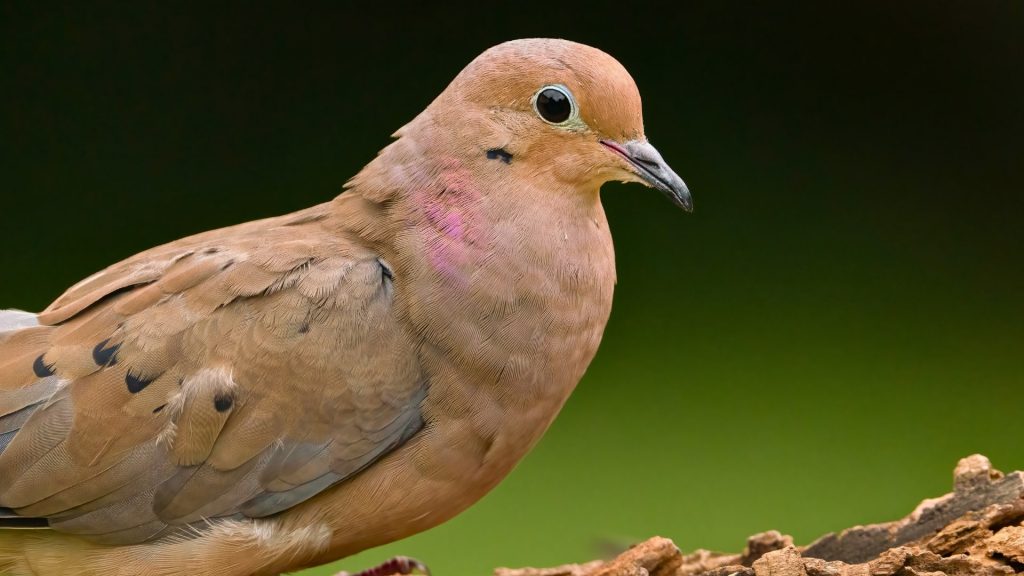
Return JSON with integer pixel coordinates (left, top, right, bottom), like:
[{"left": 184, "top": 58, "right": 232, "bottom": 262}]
[
  {"left": 751, "top": 547, "right": 806, "bottom": 576},
  {"left": 495, "top": 456, "right": 1024, "bottom": 576}
]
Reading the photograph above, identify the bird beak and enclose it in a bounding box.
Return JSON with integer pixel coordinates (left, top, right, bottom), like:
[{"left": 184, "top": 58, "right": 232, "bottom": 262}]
[{"left": 600, "top": 139, "right": 693, "bottom": 212}]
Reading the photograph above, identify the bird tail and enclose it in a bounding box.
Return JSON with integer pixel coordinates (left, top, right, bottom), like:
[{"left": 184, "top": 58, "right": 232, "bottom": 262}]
[
  {"left": 0, "top": 310, "right": 60, "bottom": 532},
  {"left": 0, "top": 309, "right": 57, "bottom": 461}
]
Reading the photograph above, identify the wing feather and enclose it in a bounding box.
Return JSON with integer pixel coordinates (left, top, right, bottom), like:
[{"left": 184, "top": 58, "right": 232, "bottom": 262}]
[{"left": 0, "top": 206, "right": 426, "bottom": 543}]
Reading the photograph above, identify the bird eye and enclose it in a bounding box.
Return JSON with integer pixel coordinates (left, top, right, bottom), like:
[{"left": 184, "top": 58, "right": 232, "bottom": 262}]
[{"left": 533, "top": 85, "right": 575, "bottom": 125}]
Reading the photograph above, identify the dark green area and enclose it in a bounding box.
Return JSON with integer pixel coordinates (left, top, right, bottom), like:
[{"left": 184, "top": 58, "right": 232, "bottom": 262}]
[{"left": 1, "top": 2, "right": 1021, "bottom": 574}]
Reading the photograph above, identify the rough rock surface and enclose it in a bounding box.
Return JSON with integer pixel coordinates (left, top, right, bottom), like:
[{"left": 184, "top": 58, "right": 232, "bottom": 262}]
[{"left": 495, "top": 455, "right": 1024, "bottom": 576}]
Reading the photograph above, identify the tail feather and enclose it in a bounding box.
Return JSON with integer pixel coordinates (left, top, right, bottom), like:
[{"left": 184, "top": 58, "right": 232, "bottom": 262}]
[
  {"left": 0, "top": 309, "right": 55, "bottom": 532},
  {"left": 0, "top": 309, "right": 56, "bottom": 461},
  {"left": 0, "top": 507, "right": 47, "bottom": 528}
]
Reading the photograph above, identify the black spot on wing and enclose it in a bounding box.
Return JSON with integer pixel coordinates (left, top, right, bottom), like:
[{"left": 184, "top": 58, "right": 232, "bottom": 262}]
[
  {"left": 33, "top": 354, "right": 55, "bottom": 378},
  {"left": 486, "top": 148, "right": 513, "bottom": 164},
  {"left": 213, "top": 393, "right": 234, "bottom": 413},
  {"left": 92, "top": 339, "right": 121, "bottom": 367},
  {"left": 126, "top": 371, "right": 158, "bottom": 394}
]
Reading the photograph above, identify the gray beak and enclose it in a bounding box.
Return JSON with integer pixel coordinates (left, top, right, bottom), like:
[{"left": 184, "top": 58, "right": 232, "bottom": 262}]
[{"left": 601, "top": 139, "right": 693, "bottom": 212}]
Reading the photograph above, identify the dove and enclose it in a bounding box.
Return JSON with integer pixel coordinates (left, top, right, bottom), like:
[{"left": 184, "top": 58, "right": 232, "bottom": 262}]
[{"left": 0, "top": 38, "right": 690, "bottom": 576}]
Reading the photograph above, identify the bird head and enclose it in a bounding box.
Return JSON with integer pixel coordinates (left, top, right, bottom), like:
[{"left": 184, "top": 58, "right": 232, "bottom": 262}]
[{"left": 427, "top": 38, "right": 692, "bottom": 212}]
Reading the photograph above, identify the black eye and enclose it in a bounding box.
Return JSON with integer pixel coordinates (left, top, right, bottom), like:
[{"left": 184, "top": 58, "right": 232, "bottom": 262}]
[{"left": 534, "top": 86, "right": 573, "bottom": 124}]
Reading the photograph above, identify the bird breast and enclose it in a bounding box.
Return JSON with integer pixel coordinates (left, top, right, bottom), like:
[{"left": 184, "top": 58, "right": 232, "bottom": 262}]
[{"left": 397, "top": 174, "right": 617, "bottom": 472}]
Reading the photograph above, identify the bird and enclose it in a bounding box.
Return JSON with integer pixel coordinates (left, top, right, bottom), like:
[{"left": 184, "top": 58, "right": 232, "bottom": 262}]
[{"left": 0, "top": 38, "right": 690, "bottom": 576}]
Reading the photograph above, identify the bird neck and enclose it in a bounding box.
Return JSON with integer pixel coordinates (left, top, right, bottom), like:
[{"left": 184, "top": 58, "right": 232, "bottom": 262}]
[
  {"left": 339, "top": 123, "right": 612, "bottom": 285},
  {"left": 333, "top": 127, "right": 617, "bottom": 392}
]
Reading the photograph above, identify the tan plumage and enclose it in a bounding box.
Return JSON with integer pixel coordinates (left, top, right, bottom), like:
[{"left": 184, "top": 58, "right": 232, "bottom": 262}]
[{"left": 0, "top": 39, "right": 690, "bottom": 575}]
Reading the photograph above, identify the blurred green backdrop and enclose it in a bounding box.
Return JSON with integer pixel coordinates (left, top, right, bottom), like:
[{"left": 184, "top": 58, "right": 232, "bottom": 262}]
[{"left": 1, "top": 2, "right": 1022, "bottom": 574}]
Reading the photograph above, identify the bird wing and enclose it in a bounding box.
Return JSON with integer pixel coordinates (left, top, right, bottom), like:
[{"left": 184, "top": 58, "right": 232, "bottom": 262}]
[{"left": 0, "top": 206, "right": 426, "bottom": 545}]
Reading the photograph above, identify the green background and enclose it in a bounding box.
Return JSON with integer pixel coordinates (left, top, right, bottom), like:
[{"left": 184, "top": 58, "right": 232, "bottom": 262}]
[{"left": 1, "top": 2, "right": 1022, "bottom": 574}]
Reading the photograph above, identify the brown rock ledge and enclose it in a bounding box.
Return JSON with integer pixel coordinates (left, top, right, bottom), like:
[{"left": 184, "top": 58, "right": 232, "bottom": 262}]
[{"left": 495, "top": 455, "right": 1024, "bottom": 576}]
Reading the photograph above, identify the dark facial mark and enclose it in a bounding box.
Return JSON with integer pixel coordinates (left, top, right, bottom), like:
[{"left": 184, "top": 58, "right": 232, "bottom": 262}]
[
  {"left": 92, "top": 340, "right": 121, "bottom": 367},
  {"left": 33, "top": 355, "right": 56, "bottom": 378},
  {"left": 126, "top": 371, "right": 156, "bottom": 394},
  {"left": 214, "top": 393, "right": 234, "bottom": 413},
  {"left": 152, "top": 404, "right": 166, "bottom": 414},
  {"left": 221, "top": 259, "right": 236, "bottom": 271},
  {"left": 486, "top": 148, "right": 513, "bottom": 164},
  {"left": 298, "top": 322, "right": 310, "bottom": 334}
]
